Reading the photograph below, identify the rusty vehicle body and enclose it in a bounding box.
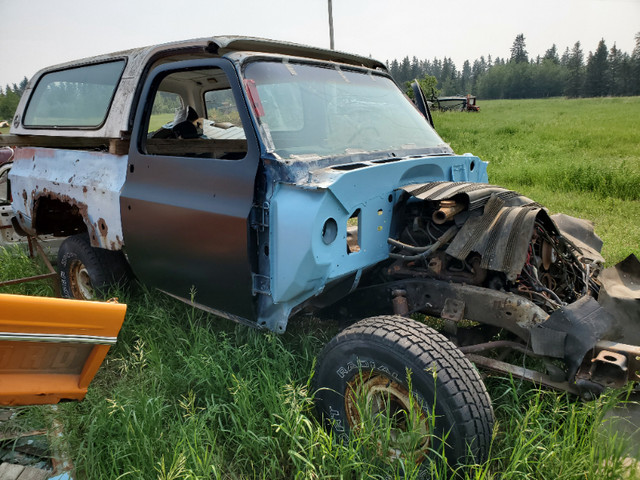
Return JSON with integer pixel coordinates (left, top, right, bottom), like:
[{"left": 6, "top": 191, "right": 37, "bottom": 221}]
[{"left": 0, "top": 36, "right": 638, "bottom": 465}]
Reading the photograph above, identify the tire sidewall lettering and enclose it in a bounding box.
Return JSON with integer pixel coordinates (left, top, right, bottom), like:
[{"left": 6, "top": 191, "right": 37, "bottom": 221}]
[{"left": 336, "top": 358, "right": 401, "bottom": 382}]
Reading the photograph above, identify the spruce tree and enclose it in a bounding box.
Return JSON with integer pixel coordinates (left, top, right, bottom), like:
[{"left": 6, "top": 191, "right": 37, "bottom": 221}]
[
  {"left": 510, "top": 34, "right": 528, "bottom": 63},
  {"left": 585, "top": 39, "right": 609, "bottom": 96},
  {"left": 565, "top": 41, "right": 584, "bottom": 97}
]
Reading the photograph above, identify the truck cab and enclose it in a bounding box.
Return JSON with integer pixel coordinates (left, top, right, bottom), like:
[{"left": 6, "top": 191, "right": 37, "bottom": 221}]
[{"left": 6, "top": 37, "right": 486, "bottom": 331}]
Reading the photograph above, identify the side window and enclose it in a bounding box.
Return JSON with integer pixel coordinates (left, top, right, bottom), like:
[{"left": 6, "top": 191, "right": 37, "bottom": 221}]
[
  {"left": 147, "top": 92, "right": 184, "bottom": 134},
  {"left": 144, "top": 67, "right": 247, "bottom": 160},
  {"left": 0, "top": 164, "right": 10, "bottom": 205},
  {"left": 23, "top": 60, "right": 125, "bottom": 128}
]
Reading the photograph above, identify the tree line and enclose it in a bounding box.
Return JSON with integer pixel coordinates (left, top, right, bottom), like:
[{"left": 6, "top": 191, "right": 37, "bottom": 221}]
[
  {"left": 389, "top": 33, "right": 640, "bottom": 99},
  {"left": 0, "top": 77, "right": 28, "bottom": 123}
]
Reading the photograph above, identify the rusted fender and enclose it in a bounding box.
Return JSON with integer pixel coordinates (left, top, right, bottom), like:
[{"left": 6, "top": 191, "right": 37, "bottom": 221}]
[
  {"left": 0, "top": 294, "right": 126, "bottom": 405},
  {"left": 9, "top": 147, "right": 128, "bottom": 250}
]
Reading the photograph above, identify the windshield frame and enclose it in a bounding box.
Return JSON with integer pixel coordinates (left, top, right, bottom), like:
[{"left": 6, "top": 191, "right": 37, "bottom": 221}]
[{"left": 239, "top": 57, "right": 452, "bottom": 163}]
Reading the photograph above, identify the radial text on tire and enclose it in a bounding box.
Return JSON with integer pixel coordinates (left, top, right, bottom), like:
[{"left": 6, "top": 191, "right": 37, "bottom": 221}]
[{"left": 313, "top": 315, "right": 494, "bottom": 466}]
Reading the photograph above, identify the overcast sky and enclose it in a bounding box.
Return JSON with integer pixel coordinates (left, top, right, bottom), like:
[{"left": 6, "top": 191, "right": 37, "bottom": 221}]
[{"left": 1, "top": 0, "right": 639, "bottom": 88}]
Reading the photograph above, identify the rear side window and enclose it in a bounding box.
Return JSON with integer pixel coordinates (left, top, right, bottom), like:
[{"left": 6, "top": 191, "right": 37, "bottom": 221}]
[{"left": 23, "top": 60, "right": 125, "bottom": 128}]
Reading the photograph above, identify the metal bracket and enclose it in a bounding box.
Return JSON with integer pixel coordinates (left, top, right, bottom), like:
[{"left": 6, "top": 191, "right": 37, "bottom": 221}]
[
  {"left": 251, "top": 202, "right": 270, "bottom": 232},
  {"left": 441, "top": 297, "right": 465, "bottom": 336},
  {"left": 252, "top": 274, "right": 271, "bottom": 295}
]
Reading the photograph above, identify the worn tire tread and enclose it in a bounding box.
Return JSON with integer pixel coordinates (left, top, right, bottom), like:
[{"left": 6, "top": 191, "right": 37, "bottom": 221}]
[{"left": 315, "top": 315, "right": 494, "bottom": 463}]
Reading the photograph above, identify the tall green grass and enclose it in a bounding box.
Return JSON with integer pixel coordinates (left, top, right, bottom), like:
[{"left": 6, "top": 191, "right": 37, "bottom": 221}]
[
  {"left": 434, "top": 97, "right": 640, "bottom": 264},
  {"left": 1, "top": 265, "right": 638, "bottom": 479},
  {"left": 0, "top": 245, "right": 55, "bottom": 296},
  {"left": 1, "top": 97, "right": 639, "bottom": 478}
]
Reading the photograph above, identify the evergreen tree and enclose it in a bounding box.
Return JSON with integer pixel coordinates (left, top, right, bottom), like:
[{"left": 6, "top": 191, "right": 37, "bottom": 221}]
[
  {"left": 585, "top": 39, "right": 609, "bottom": 96},
  {"left": 565, "top": 41, "right": 584, "bottom": 97},
  {"left": 543, "top": 44, "right": 560, "bottom": 64},
  {"left": 632, "top": 32, "right": 640, "bottom": 95},
  {"left": 510, "top": 34, "right": 528, "bottom": 63},
  {"left": 439, "top": 57, "right": 458, "bottom": 94},
  {"left": 608, "top": 44, "right": 625, "bottom": 96},
  {"left": 410, "top": 56, "right": 421, "bottom": 81},
  {"left": 0, "top": 85, "right": 21, "bottom": 121},
  {"left": 17, "top": 77, "right": 28, "bottom": 96},
  {"left": 398, "top": 56, "right": 411, "bottom": 84},
  {"left": 461, "top": 60, "right": 472, "bottom": 93}
]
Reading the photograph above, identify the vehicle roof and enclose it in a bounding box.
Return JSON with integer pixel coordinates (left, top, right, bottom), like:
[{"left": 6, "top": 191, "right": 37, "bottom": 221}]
[
  {"left": 39, "top": 36, "right": 387, "bottom": 73},
  {"left": 10, "top": 36, "right": 388, "bottom": 140}
]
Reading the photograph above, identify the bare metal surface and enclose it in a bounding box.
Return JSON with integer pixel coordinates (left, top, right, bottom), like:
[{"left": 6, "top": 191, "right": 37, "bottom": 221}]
[
  {"left": 459, "top": 340, "right": 536, "bottom": 356},
  {"left": 466, "top": 353, "right": 581, "bottom": 395},
  {"left": 590, "top": 349, "right": 629, "bottom": 388},
  {"left": 432, "top": 200, "right": 464, "bottom": 224},
  {"left": 594, "top": 340, "right": 640, "bottom": 383},
  {"left": 9, "top": 147, "right": 127, "bottom": 250},
  {"left": 598, "top": 254, "right": 640, "bottom": 345}
]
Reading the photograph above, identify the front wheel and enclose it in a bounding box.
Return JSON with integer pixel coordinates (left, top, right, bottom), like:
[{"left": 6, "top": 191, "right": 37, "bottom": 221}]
[
  {"left": 58, "top": 234, "right": 131, "bottom": 300},
  {"left": 313, "top": 315, "right": 493, "bottom": 467}
]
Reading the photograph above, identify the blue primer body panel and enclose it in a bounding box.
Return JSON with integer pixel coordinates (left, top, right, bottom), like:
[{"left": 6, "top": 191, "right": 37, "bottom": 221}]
[{"left": 263, "top": 154, "right": 488, "bottom": 329}]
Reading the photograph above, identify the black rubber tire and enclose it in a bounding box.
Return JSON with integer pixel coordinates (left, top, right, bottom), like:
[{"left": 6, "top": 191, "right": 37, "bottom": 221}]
[
  {"left": 314, "top": 315, "right": 494, "bottom": 466},
  {"left": 58, "top": 234, "right": 131, "bottom": 300}
]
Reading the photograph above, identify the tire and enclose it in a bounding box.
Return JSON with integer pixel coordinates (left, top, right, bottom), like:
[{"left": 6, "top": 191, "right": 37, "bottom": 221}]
[
  {"left": 313, "top": 315, "right": 494, "bottom": 466},
  {"left": 58, "top": 234, "right": 131, "bottom": 300}
]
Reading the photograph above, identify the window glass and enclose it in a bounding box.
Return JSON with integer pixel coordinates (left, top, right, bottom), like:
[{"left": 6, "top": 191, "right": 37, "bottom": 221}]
[
  {"left": 144, "top": 67, "right": 247, "bottom": 160},
  {"left": 243, "top": 61, "right": 447, "bottom": 160},
  {"left": 0, "top": 165, "right": 9, "bottom": 205},
  {"left": 24, "top": 60, "right": 125, "bottom": 127},
  {"left": 147, "top": 92, "right": 184, "bottom": 133}
]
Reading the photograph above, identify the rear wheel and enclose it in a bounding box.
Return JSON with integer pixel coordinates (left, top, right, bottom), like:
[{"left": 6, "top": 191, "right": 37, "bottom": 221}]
[
  {"left": 314, "top": 315, "right": 493, "bottom": 466},
  {"left": 58, "top": 234, "right": 131, "bottom": 300}
]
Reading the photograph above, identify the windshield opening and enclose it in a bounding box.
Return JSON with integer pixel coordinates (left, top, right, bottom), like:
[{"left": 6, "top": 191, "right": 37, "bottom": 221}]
[{"left": 242, "top": 61, "right": 447, "bottom": 160}]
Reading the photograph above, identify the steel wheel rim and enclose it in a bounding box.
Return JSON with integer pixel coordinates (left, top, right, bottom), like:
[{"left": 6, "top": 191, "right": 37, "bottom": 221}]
[
  {"left": 69, "top": 259, "right": 95, "bottom": 300},
  {"left": 345, "top": 371, "right": 431, "bottom": 461}
]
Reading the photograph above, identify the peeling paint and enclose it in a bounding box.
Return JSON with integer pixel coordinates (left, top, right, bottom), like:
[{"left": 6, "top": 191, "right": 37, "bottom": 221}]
[{"left": 9, "top": 147, "right": 127, "bottom": 250}]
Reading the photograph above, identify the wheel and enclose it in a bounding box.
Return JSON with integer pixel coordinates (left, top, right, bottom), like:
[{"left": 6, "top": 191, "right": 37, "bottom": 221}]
[
  {"left": 58, "top": 234, "right": 131, "bottom": 300},
  {"left": 313, "top": 315, "right": 493, "bottom": 466}
]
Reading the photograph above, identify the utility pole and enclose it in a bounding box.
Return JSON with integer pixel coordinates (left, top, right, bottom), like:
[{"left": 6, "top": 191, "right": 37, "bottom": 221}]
[{"left": 328, "top": 0, "right": 335, "bottom": 50}]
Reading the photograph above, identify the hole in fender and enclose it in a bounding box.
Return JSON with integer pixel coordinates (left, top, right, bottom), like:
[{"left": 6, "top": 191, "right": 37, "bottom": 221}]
[
  {"left": 347, "top": 209, "right": 361, "bottom": 254},
  {"left": 470, "top": 161, "right": 475, "bottom": 171},
  {"left": 322, "top": 218, "right": 338, "bottom": 245}
]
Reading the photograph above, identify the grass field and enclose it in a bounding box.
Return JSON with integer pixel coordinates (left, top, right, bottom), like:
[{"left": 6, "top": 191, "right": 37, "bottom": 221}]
[
  {"left": 434, "top": 97, "right": 640, "bottom": 265},
  {"left": 1, "top": 97, "right": 640, "bottom": 479}
]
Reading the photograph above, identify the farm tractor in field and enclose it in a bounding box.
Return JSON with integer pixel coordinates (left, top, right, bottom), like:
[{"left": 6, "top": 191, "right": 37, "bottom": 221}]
[
  {"left": 0, "top": 36, "right": 638, "bottom": 467},
  {"left": 434, "top": 94, "right": 480, "bottom": 112}
]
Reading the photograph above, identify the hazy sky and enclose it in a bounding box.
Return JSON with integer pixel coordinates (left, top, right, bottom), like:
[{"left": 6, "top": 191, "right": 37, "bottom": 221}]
[{"left": 1, "top": 0, "right": 638, "bottom": 87}]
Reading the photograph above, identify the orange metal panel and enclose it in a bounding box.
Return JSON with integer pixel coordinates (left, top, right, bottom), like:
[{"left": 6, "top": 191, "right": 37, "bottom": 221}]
[{"left": 0, "top": 294, "right": 126, "bottom": 406}]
